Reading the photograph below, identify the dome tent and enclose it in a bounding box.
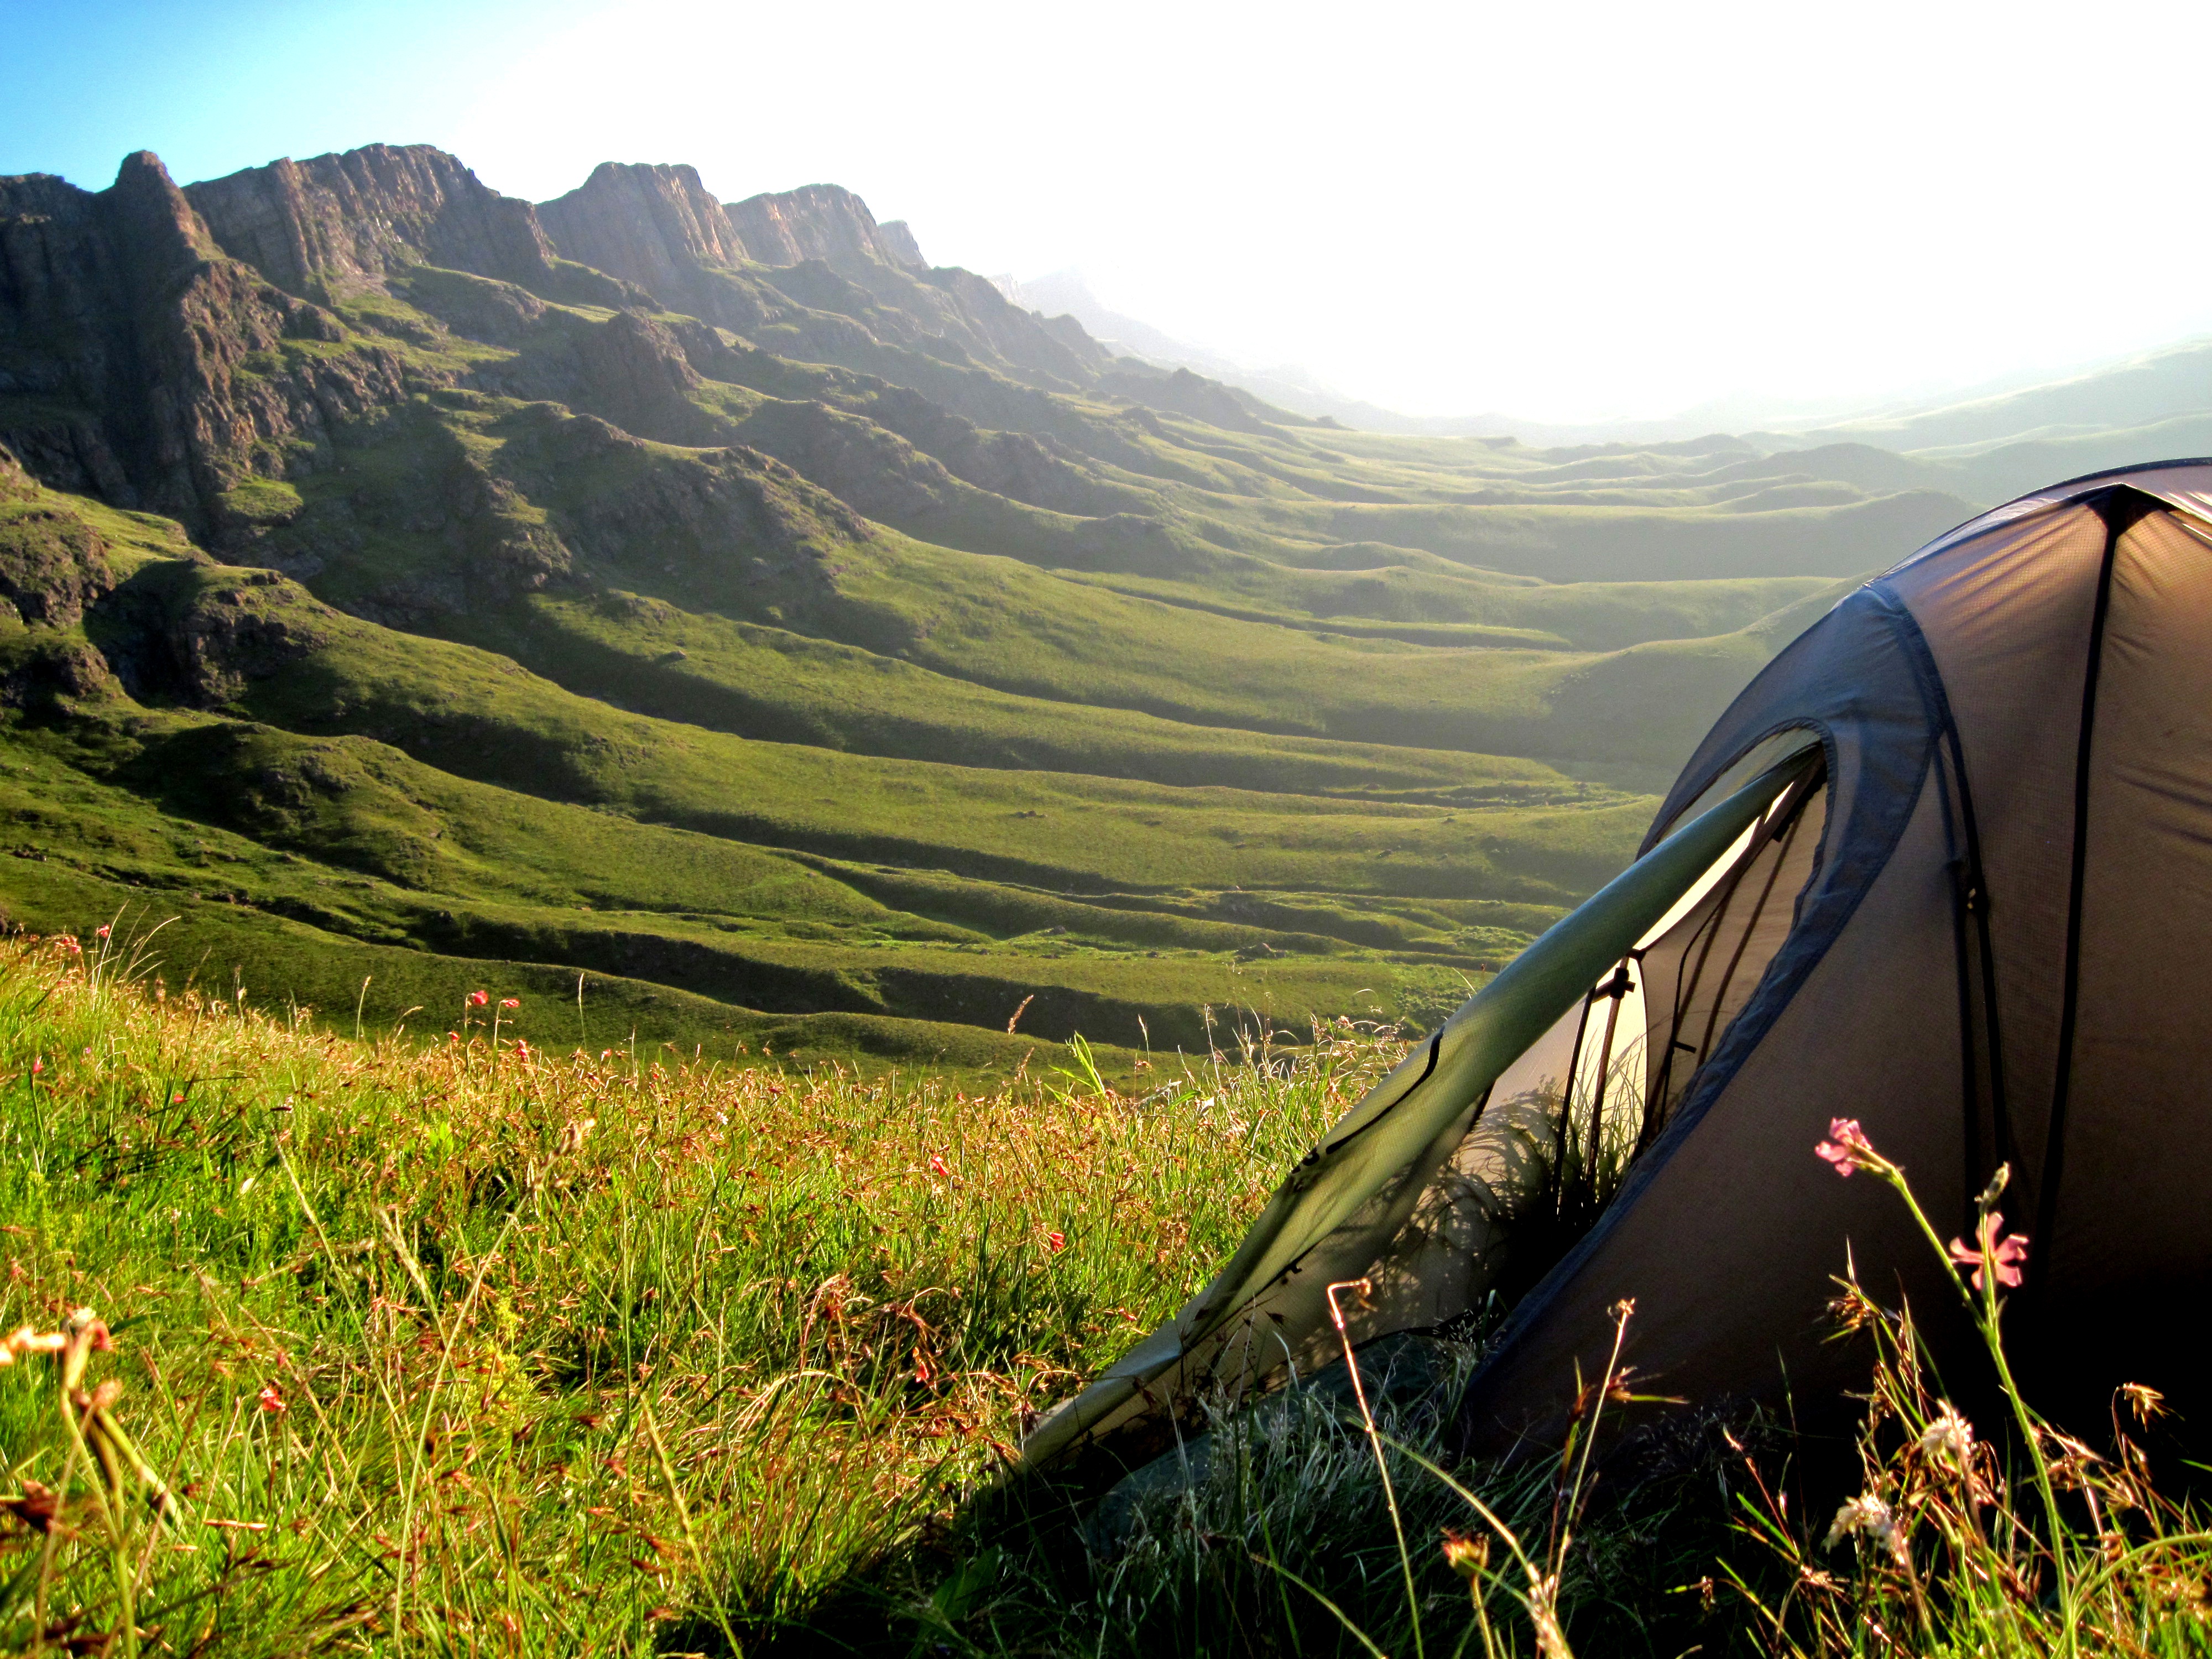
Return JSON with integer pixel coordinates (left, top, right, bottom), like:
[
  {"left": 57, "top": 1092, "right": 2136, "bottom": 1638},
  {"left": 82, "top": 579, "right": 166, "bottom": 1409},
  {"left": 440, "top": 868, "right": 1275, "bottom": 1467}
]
[{"left": 1025, "top": 461, "right": 2212, "bottom": 1478}]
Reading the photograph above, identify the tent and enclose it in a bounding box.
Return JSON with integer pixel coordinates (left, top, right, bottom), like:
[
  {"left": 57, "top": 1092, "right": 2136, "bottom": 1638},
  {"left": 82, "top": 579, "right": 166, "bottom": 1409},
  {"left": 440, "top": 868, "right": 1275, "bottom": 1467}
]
[{"left": 1026, "top": 460, "right": 2212, "bottom": 1475}]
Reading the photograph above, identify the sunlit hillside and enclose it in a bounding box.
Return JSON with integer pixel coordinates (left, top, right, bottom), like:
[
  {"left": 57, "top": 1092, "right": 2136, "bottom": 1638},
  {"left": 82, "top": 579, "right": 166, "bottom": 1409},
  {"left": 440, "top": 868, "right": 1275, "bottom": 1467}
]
[{"left": 2, "top": 142, "right": 2185, "bottom": 1066}]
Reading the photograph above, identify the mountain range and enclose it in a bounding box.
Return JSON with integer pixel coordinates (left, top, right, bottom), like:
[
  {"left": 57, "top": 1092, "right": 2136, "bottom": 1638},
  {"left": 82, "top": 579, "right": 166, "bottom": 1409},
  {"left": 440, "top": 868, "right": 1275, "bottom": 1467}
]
[{"left": 1, "top": 142, "right": 2201, "bottom": 1071}]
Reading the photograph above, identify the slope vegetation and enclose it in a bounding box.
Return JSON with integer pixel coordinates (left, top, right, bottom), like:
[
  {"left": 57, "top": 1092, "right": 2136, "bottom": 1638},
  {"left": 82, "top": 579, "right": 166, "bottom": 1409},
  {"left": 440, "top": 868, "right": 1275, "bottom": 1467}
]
[{"left": 0, "top": 142, "right": 1994, "bottom": 1063}]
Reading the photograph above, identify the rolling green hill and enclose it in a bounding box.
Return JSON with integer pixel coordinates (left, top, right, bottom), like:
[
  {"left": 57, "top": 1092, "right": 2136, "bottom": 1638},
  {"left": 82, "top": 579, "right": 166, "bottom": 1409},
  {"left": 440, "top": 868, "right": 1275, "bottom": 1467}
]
[{"left": 0, "top": 141, "right": 2075, "bottom": 1069}]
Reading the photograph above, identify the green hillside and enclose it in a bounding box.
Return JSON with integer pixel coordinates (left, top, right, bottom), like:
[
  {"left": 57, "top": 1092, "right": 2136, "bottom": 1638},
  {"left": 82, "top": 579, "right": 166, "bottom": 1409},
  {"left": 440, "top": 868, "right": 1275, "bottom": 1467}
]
[{"left": 0, "top": 142, "right": 2036, "bottom": 1067}]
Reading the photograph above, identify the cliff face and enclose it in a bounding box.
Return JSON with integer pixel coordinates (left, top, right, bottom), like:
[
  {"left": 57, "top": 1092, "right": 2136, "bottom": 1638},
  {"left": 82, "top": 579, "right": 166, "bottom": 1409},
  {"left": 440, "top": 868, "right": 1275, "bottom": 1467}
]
[
  {"left": 539, "top": 165, "right": 920, "bottom": 287},
  {"left": 723, "top": 182, "right": 905, "bottom": 272},
  {"left": 185, "top": 144, "right": 556, "bottom": 302},
  {"left": 874, "top": 220, "right": 926, "bottom": 269},
  {"left": 536, "top": 162, "right": 751, "bottom": 298},
  {"left": 1, "top": 153, "right": 408, "bottom": 526}
]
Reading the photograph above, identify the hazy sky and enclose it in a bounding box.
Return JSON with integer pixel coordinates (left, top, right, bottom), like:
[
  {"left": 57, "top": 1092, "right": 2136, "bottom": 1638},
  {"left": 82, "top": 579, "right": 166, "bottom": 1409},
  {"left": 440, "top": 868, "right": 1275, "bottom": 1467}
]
[{"left": 8, "top": 0, "right": 2211, "bottom": 421}]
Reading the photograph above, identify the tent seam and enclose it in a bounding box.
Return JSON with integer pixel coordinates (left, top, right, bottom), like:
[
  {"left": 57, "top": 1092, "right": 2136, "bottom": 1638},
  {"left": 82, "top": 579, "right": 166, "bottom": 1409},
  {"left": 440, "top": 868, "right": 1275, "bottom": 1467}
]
[{"left": 2034, "top": 490, "right": 2151, "bottom": 1289}]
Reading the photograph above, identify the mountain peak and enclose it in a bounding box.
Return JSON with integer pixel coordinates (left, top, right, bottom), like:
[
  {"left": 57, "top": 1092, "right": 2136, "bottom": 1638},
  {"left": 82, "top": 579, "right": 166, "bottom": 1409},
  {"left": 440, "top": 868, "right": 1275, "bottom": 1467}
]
[
  {"left": 184, "top": 142, "right": 553, "bottom": 301},
  {"left": 538, "top": 161, "right": 750, "bottom": 293},
  {"left": 722, "top": 181, "right": 899, "bottom": 271}
]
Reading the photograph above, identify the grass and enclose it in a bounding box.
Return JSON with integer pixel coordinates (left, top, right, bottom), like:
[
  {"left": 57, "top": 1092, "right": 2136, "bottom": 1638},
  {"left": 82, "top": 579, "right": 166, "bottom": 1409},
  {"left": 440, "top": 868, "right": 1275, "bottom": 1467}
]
[
  {"left": 8, "top": 933, "right": 2206, "bottom": 1657},
  {"left": 0, "top": 928, "right": 1384, "bottom": 1651}
]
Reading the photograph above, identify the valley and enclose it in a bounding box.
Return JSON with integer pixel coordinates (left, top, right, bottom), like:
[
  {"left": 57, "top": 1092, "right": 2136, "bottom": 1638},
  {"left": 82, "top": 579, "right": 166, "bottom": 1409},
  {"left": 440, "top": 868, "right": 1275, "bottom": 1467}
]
[{"left": 1, "top": 143, "right": 2184, "bottom": 1071}]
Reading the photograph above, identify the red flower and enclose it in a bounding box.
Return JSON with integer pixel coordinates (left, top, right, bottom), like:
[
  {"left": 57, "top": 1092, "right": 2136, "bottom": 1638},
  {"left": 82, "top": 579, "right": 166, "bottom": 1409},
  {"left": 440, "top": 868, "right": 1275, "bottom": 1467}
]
[
  {"left": 257, "top": 1384, "right": 286, "bottom": 1413},
  {"left": 499, "top": 998, "right": 520, "bottom": 1009},
  {"left": 29, "top": 1057, "right": 41, "bottom": 1076},
  {"left": 95, "top": 925, "right": 111, "bottom": 940},
  {"left": 467, "top": 990, "right": 489, "bottom": 1008},
  {"left": 927, "top": 1154, "right": 951, "bottom": 1179},
  {"left": 1948, "top": 1214, "right": 2029, "bottom": 1290},
  {"left": 1815, "top": 1118, "right": 1871, "bottom": 1177},
  {"left": 1046, "top": 1230, "right": 1066, "bottom": 1252}
]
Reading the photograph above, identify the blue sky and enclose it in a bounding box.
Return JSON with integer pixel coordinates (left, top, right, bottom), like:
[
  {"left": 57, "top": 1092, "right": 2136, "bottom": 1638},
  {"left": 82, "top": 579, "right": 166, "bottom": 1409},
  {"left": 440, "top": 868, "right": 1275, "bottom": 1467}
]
[
  {"left": 8, "top": 0, "right": 2212, "bottom": 422},
  {"left": 0, "top": 1, "right": 601, "bottom": 190}
]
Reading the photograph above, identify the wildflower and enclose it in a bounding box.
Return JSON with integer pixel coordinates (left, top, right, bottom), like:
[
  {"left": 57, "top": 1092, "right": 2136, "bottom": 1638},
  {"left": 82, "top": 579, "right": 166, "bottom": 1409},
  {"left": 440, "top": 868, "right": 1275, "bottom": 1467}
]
[
  {"left": 500, "top": 997, "right": 520, "bottom": 1009},
  {"left": 0, "top": 1325, "right": 67, "bottom": 1365},
  {"left": 467, "top": 990, "right": 489, "bottom": 1008},
  {"left": 1919, "top": 1406, "right": 1975, "bottom": 1467},
  {"left": 29, "top": 1057, "right": 40, "bottom": 1075},
  {"left": 1947, "top": 1213, "right": 2028, "bottom": 1289},
  {"left": 928, "top": 1154, "right": 950, "bottom": 1178},
  {"left": 95, "top": 925, "right": 110, "bottom": 940},
  {"left": 1441, "top": 1528, "right": 1489, "bottom": 1579},
  {"left": 1826, "top": 1492, "right": 1906, "bottom": 1561},
  {"left": 1046, "top": 1230, "right": 1066, "bottom": 1252},
  {"left": 257, "top": 1383, "right": 286, "bottom": 1413},
  {"left": 1814, "top": 1117, "right": 1871, "bottom": 1176}
]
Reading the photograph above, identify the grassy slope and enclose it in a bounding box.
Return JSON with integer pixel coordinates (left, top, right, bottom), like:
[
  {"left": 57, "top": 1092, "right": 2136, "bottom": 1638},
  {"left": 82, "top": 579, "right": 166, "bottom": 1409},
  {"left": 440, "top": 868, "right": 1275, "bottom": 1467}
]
[{"left": 3, "top": 227, "right": 1972, "bottom": 1066}]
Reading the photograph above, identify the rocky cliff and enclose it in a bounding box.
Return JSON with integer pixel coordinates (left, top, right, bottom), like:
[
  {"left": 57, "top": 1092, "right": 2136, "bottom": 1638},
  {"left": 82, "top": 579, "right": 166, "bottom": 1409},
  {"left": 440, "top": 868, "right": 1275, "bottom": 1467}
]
[
  {"left": 2, "top": 138, "right": 1306, "bottom": 554},
  {"left": 535, "top": 161, "right": 750, "bottom": 301},
  {"left": 875, "top": 219, "right": 926, "bottom": 268},
  {"left": 722, "top": 182, "right": 905, "bottom": 272},
  {"left": 0, "top": 153, "right": 408, "bottom": 528},
  {"left": 185, "top": 143, "right": 555, "bottom": 302}
]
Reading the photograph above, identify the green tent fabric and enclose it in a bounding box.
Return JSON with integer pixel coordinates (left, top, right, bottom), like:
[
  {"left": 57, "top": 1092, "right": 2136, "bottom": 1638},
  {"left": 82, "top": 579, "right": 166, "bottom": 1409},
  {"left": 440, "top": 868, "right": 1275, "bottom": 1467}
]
[{"left": 1022, "top": 747, "right": 1819, "bottom": 1471}]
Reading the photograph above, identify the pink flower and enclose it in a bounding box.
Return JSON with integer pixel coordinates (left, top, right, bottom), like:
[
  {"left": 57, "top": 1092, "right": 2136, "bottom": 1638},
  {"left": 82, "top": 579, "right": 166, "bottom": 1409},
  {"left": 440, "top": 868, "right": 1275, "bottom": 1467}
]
[
  {"left": 928, "top": 1154, "right": 951, "bottom": 1179},
  {"left": 1949, "top": 1214, "right": 2028, "bottom": 1290},
  {"left": 1815, "top": 1118, "right": 1871, "bottom": 1177},
  {"left": 257, "top": 1384, "right": 286, "bottom": 1413},
  {"left": 499, "top": 998, "right": 520, "bottom": 1009},
  {"left": 29, "top": 1057, "right": 41, "bottom": 1076},
  {"left": 1046, "top": 1230, "right": 1066, "bottom": 1253},
  {"left": 467, "top": 990, "right": 489, "bottom": 1008},
  {"left": 95, "top": 925, "right": 110, "bottom": 940}
]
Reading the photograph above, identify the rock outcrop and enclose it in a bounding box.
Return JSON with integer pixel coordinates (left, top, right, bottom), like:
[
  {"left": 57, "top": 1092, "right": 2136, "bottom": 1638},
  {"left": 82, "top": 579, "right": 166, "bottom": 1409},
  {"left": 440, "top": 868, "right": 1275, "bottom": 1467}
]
[
  {"left": 875, "top": 219, "right": 926, "bottom": 268},
  {"left": 185, "top": 144, "right": 555, "bottom": 302},
  {"left": 536, "top": 162, "right": 751, "bottom": 296},
  {"left": 539, "top": 165, "right": 921, "bottom": 288},
  {"left": 1, "top": 153, "right": 410, "bottom": 526},
  {"left": 723, "top": 182, "right": 907, "bottom": 272}
]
